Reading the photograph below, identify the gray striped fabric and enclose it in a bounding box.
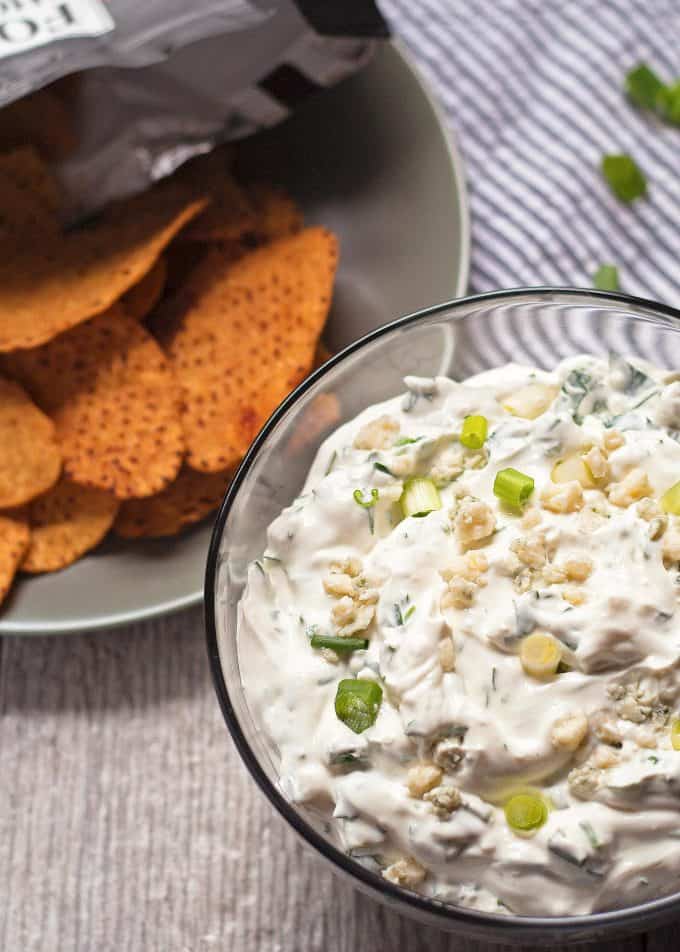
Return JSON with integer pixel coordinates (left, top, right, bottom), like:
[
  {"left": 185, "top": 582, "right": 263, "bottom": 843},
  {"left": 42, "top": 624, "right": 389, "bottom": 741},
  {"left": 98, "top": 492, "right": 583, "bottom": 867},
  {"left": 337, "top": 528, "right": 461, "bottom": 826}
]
[{"left": 382, "top": 0, "right": 680, "bottom": 304}]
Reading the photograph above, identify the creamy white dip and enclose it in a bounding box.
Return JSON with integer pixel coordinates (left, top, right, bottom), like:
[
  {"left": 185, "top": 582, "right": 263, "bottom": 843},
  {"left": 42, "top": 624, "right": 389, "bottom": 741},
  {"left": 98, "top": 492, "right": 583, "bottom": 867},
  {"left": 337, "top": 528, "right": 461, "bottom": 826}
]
[{"left": 238, "top": 354, "right": 680, "bottom": 916}]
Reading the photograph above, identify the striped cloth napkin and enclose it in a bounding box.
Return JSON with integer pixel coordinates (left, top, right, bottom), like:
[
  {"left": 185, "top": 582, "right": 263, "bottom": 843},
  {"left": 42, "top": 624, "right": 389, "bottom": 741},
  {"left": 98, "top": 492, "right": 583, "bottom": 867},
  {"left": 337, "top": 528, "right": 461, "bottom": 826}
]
[{"left": 381, "top": 0, "right": 680, "bottom": 305}]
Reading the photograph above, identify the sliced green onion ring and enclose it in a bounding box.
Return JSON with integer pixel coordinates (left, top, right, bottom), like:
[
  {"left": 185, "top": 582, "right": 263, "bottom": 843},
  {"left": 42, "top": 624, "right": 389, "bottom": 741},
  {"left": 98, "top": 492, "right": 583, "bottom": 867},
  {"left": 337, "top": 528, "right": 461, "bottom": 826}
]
[
  {"left": 400, "top": 477, "right": 442, "bottom": 518},
  {"left": 460, "top": 414, "right": 488, "bottom": 450},
  {"left": 601, "top": 154, "right": 647, "bottom": 203},
  {"left": 593, "top": 264, "right": 619, "bottom": 292},
  {"left": 334, "top": 678, "right": 383, "bottom": 734},
  {"left": 626, "top": 63, "right": 665, "bottom": 110},
  {"left": 353, "top": 488, "right": 379, "bottom": 509},
  {"left": 504, "top": 791, "right": 549, "bottom": 835},
  {"left": 311, "top": 635, "right": 368, "bottom": 652},
  {"left": 660, "top": 481, "right": 680, "bottom": 515},
  {"left": 493, "top": 468, "right": 535, "bottom": 509}
]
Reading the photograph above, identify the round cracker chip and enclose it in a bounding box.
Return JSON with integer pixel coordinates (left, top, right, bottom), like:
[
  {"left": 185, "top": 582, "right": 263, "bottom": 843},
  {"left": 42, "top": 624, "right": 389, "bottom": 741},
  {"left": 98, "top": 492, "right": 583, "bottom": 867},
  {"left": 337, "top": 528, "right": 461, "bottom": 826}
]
[
  {"left": 122, "top": 257, "right": 167, "bottom": 320},
  {"left": 165, "top": 227, "right": 338, "bottom": 473},
  {"left": 0, "top": 376, "right": 61, "bottom": 508},
  {"left": 114, "top": 465, "right": 232, "bottom": 539},
  {"left": 22, "top": 477, "right": 119, "bottom": 573},
  {"left": 3, "top": 306, "right": 185, "bottom": 500},
  {"left": 0, "top": 509, "right": 30, "bottom": 604}
]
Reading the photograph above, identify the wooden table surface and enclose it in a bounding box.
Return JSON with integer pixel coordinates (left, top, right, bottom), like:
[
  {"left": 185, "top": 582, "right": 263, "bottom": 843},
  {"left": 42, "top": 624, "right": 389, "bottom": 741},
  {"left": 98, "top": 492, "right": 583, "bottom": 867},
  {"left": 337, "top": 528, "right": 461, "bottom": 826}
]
[{"left": 0, "top": 614, "right": 677, "bottom": 950}]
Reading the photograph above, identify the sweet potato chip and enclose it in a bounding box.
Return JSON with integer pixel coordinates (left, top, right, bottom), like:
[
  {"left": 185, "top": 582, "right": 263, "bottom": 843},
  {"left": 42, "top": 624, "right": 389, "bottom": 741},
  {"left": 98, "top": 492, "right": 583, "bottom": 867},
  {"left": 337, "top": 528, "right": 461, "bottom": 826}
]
[
  {"left": 179, "top": 150, "right": 256, "bottom": 242},
  {"left": 0, "top": 87, "right": 75, "bottom": 159},
  {"left": 248, "top": 184, "right": 303, "bottom": 241},
  {"left": 0, "top": 376, "right": 61, "bottom": 507},
  {"left": 22, "top": 477, "right": 119, "bottom": 573},
  {"left": 0, "top": 147, "right": 60, "bottom": 217},
  {"left": 0, "top": 509, "right": 29, "bottom": 603},
  {"left": 3, "top": 306, "right": 184, "bottom": 500},
  {"left": 114, "top": 465, "right": 232, "bottom": 539},
  {"left": 164, "top": 226, "right": 338, "bottom": 472},
  {"left": 122, "top": 257, "right": 167, "bottom": 320},
  {"left": 0, "top": 181, "right": 206, "bottom": 351}
]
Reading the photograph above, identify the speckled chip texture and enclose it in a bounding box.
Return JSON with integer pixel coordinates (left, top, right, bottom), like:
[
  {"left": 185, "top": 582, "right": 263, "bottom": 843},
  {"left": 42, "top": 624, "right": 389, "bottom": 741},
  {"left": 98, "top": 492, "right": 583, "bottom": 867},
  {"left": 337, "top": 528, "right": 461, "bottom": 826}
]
[
  {"left": 0, "top": 509, "right": 29, "bottom": 603},
  {"left": 247, "top": 184, "right": 303, "bottom": 242},
  {"left": 165, "top": 226, "right": 338, "bottom": 472},
  {"left": 114, "top": 466, "right": 232, "bottom": 539},
  {"left": 0, "top": 181, "right": 206, "bottom": 351},
  {"left": 179, "top": 150, "right": 256, "bottom": 243},
  {"left": 0, "top": 376, "right": 61, "bottom": 508},
  {"left": 3, "top": 306, "right": 184, "bottom": 500},
  {"left": 122, "top": 257, "right": 167, "bottom": 321},
  {"left": 22, "top": 478, "right": 119, "bottom": 573}
]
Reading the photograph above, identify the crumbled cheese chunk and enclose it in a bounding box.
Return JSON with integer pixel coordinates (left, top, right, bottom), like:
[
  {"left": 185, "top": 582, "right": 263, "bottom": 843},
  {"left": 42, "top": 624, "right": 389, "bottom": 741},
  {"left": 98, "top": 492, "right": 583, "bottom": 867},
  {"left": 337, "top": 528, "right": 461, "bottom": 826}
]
[
  {"left": 406, "top": 763, "right": 443, "bottom": 798},
  {"left": 603, "top": 430, "right": 625, "bottom": 452},
  {"left": 433, "top": 738, "right": 465, "bottom": 771},
  {"left": 520, "top": 507, "right": 542, "bottom": 530},
  {"left": 562, "top": 558, "right": 593, "bottom": 582},
  {"left": 541, "top": 480, "right": 584, "bottom": 514},
  {"left": 551, "top": 711, "right": 589, "bottom": 752},
  {"left": 608, "top": 468, "right": 652, "bottom": 508},
  {"left": 562, "top": 586, "right": 586, "bottom": 606},
  {"left": 382, "top": 857, "right": 427, "bottom": 887},
  {"left": 353, "top": 415, "right": 400, "bottom": 450},
  {"left": 454, "top": 499, "right": 495, "bottom": 546},
  {"left": 440, "top": 553, "right": 488, "bottom": 609},
  {"left": 582, "top": 446, "right": 610, "bottom": 482},
  {"left": 568, "top": 762, "right": 601, "bottom": 799},
  {"left": 592, "top": 745, "right": 620, "bottom": 769},
  {"left": 324, "top": 558, "right": 379, "bottom": 636},
  {"left": 663, "top": 519, "right": 680, "bottom": 563},
  {"left": 438, "top": 637, "right": 456, "bottom": 672},
  {"left": 424, "top": 785, "right": 461, "bottom": 817}
]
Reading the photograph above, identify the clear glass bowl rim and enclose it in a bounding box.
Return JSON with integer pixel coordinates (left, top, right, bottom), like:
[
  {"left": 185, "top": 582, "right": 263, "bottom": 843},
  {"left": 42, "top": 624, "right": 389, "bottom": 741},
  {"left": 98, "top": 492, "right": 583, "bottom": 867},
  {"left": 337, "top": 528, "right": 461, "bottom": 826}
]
[{"left": 204, "top": 287, "right": 680, "bottom": 941}]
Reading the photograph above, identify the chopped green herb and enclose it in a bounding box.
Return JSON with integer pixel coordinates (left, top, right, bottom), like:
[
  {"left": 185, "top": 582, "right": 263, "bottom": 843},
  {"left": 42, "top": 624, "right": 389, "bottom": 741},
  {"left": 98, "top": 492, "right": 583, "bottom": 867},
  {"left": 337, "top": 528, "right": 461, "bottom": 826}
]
[
  {"left": 626, "top": 63, "right": 666, "bottom": 110},
  {"left": 460, "top": 414, "right": 488, "bottom": 450},
  {"left": 395, "top": 436, "right": 422, "bottom": 446},
  {"left": 254, "top": 560, "right": 265, "bottom": 575},
  {"left": 601, "top": 154, "right": 647, "bottom": 203},
  {"left": 658, "top": 81, "right": 680, "bottom": 124},
  {"left": 353, "top": 488, "right": 379, "bottom": 509},
  {"left": 311, "top": 635, "right": 369, "bottom": 653},
  {"left": 373, "top": 461, "right": 394, "bottom": 476},
  {"left": 324, "top": 450, "right": 338, "bottom": 476},
  {"left": 593, "top": 264, "right": 619, "bottom": 292},
  {"left": 334, "top": 678, "right": 382, "bottom": 734},
  {"left": 648, "top": 755, "right": 659, "bottom": 764},
  {"left": 400, "top": 477, "right": 442, "bottom": 518},
  {"left": 579, "top": 821, "right": 600, "bottom": 849},
  {"left": 404, "top": 604, "right": 416, "bottom": 622},
  {"left": 493, "top": 467, "right": 535, "bottom": 509}
]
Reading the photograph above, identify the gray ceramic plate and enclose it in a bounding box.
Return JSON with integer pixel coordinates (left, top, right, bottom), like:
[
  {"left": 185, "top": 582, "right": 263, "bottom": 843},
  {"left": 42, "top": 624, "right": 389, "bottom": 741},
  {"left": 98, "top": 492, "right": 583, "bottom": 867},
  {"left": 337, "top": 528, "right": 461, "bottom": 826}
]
[{"left": 1, "top": 41, "right": 469, "bottom": 635}]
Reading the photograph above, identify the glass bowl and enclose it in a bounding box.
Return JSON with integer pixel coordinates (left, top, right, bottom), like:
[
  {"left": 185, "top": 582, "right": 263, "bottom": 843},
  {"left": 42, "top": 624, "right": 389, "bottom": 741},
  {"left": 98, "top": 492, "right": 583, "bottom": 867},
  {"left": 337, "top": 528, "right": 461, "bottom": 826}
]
[{"left": 205, "top": 288, "right": 680, "bottom": 945}]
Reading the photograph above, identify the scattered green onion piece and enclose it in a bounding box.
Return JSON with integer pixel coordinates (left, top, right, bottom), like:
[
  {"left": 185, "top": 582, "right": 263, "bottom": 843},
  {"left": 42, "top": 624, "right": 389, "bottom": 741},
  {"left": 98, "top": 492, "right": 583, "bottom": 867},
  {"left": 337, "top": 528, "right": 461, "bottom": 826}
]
[
  {"left": 353, "top": 488, "right": 379, "bottom": 509},
  {"left": 504, "top": 792, "right": 549, "bottom": 835},
  {"left": 311, "top": 635, "right": 369, "bottom": 653},
  {"left": 334, "top": 678, "right": 383, "bottom": 734},
  {"left": 660, "top": 481, "right": 680, "bottom": 515},
  {"left": 400, "top": 477, "right": 442, "bottom": 518},
  {"left": 460, "top": 414, "right": 488, "bottom": 450},
  {"left": 658, "top": 81, "right": 680, "bottom": 124},
  {"left": 493, "top": 468, "right": 535, "bottom": 509},
  {"left": 625, "top": 63, "right": 665, "bottom": 110},
  {"left": 593, "top": 264, "right": 619, "bottom": 292},
  {"left": 601, "top": 154, "right": 647, "bottom": 203},
  {"left": 395, "top": 436, "right": 422, "bottom": 446},
  {"left": 671, "top": 719, "right": 680, "bottom": 751},
  {"left": 373, "top": 461, "right": 393, "bottom": 476}
]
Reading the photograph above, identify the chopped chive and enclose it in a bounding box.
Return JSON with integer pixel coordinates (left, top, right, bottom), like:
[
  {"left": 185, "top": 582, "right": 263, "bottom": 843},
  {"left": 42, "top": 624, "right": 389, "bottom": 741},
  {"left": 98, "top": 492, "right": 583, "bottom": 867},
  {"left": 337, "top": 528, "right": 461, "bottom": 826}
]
[
  {"left": 601, "top": 154, "right": 647, "bottom": 203},
  {"left": 393, "top": 603, "right": 404, "bottom": 626},
  {"left": 311, "top": 635, "right": 369, "bottom": 652},
  {"left": 334, "top": 678, "right": 382, "bottom": 734},
  {"left": 493, "top": 467, "right": 534, "bottom": 509},
  {"left": 373, "top": 461, "right": 394, "bottom": 476},
  {"left": 661, "top": 480, "right": 680, "bottom": 515},
  {"left": 658, "top": 81, "right": 680, "bottom": 124},
  {"left": 353, "top": 488, "right": 379, "bottom": 509},
  {"left": 324, "top": 450, "right": 337, "bottom": 476},
  {"left": 579, "top": 821, "right": 600, "bottom": 849},
  {"left": 460, "top": 414, "right": 488, "bottom": 450},
  {"left": 593, "top": 264, "right": 619, "bottom": 292},
  {"left": 626, "top": 63, "right": 665, "bottom": 110},
  {"left": 400, "top": 477, "right": 441, "bottom": 518},
  {"left": 395, "top": 436, "right": 422, "bottom": 446},
  {"left": 404, "top": 604, "right": 416, "bottom": 622}
]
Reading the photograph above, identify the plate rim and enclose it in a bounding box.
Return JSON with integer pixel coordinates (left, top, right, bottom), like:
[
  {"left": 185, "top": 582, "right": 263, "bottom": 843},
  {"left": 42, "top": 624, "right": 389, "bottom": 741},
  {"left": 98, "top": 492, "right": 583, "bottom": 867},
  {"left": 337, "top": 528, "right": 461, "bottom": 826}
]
[{"left": 0, "top": 40, "right": 470, "bottom": 636}]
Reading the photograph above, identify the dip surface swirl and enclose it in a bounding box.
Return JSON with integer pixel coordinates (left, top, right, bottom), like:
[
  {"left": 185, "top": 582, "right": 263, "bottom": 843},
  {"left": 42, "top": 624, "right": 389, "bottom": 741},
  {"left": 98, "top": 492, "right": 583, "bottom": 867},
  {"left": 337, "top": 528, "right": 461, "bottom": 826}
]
[{"left": 238, "top": 354, "right": 680, "bottom": 916}]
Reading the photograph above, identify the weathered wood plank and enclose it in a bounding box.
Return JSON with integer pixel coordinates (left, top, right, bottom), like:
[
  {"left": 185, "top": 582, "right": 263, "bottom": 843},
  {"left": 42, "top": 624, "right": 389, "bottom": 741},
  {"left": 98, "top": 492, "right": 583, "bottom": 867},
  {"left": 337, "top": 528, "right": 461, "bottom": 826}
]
[{"left": 0, "top": 613, "right": 647, "bottom": 951}]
